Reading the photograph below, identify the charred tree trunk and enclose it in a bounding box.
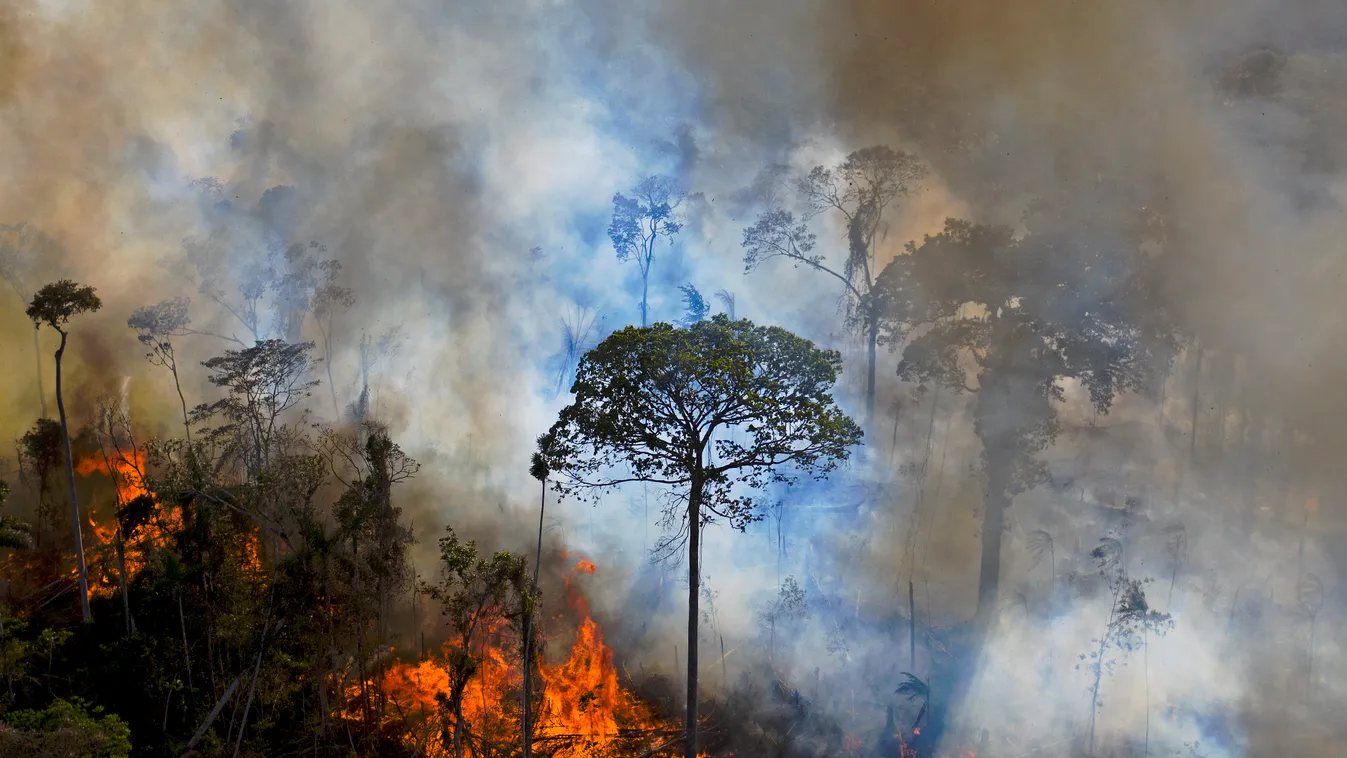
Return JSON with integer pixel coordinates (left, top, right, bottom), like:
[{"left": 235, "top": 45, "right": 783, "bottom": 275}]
[
  {"left": 974, "top": 486, "right": 1009, "bottom": 630},
  {"left": 522, "top": 477, "right": 545, "bottom": 758},
  {"left": 115, "top": 532, "right": 133, "bottom": 633},
  {"left": 54, "top": 329, "right": 91, "bottom": 623},
  {"left": 685, "top": 475, "right": 704, "bottom": 758},
  {"left": 866, "top": 316, "right": 878, "bottom": 438}
]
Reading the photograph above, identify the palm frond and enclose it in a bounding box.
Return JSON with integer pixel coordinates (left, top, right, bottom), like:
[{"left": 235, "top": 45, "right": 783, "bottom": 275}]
[
  {"left": 1091, "top": 537, "right": 1123, "bottom": 570},
  {"left": 895, "top": 672, "right": 929, "bottom": 701},
  {"left": 1026, "top": 530, "right": 1053, "bottom": 570},
  {"left": 1298, "top": 574, "right": 1324, "bottom": 618}
]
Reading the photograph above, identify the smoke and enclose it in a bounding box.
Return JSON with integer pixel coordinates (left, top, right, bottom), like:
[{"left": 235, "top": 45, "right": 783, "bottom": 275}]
[{"left": 1, "top": 0, "right": 1346, "bottom": 753}]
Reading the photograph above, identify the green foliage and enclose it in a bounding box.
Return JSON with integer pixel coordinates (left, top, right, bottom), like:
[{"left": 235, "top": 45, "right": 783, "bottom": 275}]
[
  {"left": 0, "top": 697, "right": 132, "bottom": 757},
  {"left": 678, "top": 284, "right": 710, "bottom": 328},
  {"left": 539, "top": 315, "right": 861, "bottom": 530},
  {"left": 25, "top": 280, "right": 102, "bottom": 331},
  {"left": 19, "top": 420, "right": 63, "bottom": 485},
  {"left": 422, "top": 528, "right": 529, "bottom": 757}
]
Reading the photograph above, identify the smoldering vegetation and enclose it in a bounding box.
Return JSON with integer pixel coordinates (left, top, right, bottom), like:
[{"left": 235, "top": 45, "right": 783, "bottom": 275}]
[{"left": 0, "top": 0, "right": 1341, "bottom": 755}]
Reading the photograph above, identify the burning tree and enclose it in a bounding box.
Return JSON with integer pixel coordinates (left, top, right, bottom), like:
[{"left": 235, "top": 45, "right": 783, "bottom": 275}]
[
  {"left": 27, "top": 279, "right": 103, "bottom": 623},
  {"left": 537, "top": 314, "right": 862, "bottom": 758},
  {"left": 421, "top": 527, "right": 529, "bottom": 758}
]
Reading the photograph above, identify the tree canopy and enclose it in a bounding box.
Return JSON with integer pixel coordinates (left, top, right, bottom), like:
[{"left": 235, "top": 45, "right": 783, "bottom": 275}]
[
  {"left": 537, "top": 314, "right": 860, "bottom": 758},
  {"left": 26, "top": 280, "right": 102, "bottom": 332},
  {"left": 539, "top": 315, "right": 862, "bottom": 523}
]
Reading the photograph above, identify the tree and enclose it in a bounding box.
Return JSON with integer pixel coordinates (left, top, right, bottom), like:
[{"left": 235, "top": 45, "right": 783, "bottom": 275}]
[
  {"left": 27, "top": 279, "right": 103, "bottom": 623},
  {"left": 421, "top": 528, "right": 528, "bottom": 758},
  {"left": 522, "top": 452, "right": 549, "bottom": 758},
  {"left": 743, "top": 146, "right": 927, "bottom": 434},
  {"left": 0, "top": 223, "right": 64, "bottom": 419},
  {"left": 127, "top": 297, "right": 195, "bottom": 441},
  {"left": 195, "top": 339, "right": 319, "bottom": 477},
  {"left": 609, "top": 176, "right": 684, "bottom": 327},
  {"left": 1076, "top": 540, "right": 1173, "bottom": 756},
  {"left": 881, "top": 204, "right": 1175, "bottom": 631},
  {"left": 274, "top": 241, "right": 354, "bottom": 416},
  {"left": 537, "top": 315, "right": 862, "bottom": 758},
  {"left": 677, "top": 284, "right": 710, "bottom": 327},
  {"left": 19, "top": 418, "right": 63, "bottom": 547}
]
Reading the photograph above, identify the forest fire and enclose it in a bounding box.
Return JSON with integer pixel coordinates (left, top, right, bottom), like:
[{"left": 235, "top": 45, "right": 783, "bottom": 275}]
[
  {"left": 75, "top": 451, "right": 179, "bottom": 597},
  {"left": 370, "top": 557, "right": 672, "bottom": 757}
]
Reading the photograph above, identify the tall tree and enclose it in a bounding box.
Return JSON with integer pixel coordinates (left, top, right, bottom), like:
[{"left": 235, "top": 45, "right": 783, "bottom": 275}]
[
  {"left": 609, "top": 176, "right": 684, "bottom": 327},
  {"left": 537, "top": 315, "right": 861, "bottom": 758},
  {"left": 743, "top": 146, "right": 926, "bottom": 434},
  {"left": 195, "top": 339, "right": 319, "bottom": 478},
  {"left": 127, "top": 298, "right": 195, "bottom": 442},
  {"left": 880, "top": 203, "right": 1175, "bottom": 631},
  {"left": 27, "top": 279, "right": 103, "bottom": 622}
]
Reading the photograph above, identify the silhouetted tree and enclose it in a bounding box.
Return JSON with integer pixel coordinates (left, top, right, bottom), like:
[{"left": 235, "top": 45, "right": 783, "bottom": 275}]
[
  {"left": 19, "top": 418, "right": 63, "bottom": 547},
  {"left": 128, "top": 297, "right": 195, "bottom": 441},
  {"left": 195, "top": 339, "right": 319, "bottom": 477},
  {"left": 27, "top": 279, "right": 102, "bottom": 623},
  {"left": 881, "top": 200, "right": 1175, "bottom": 630},
  {"left": 538, "top": 315, "right": 861, "bottom": 758},
  {"left": 678, "top": 284, "right": 710, "bottom": 327},
  {"left": 610, "top": 176, "right": 684, "bottom": 327},
  {"left": 743, "top": 146, "right": 927, "bottom": 434}
]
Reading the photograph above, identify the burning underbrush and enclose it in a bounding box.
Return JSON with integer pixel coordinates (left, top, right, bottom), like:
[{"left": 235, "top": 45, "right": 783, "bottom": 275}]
[
  {"left": 357, "top": 557, "right": 687, "bottom": 758},
  {"left": 74, "top": 450, "right": 183, "bottom": 599}
]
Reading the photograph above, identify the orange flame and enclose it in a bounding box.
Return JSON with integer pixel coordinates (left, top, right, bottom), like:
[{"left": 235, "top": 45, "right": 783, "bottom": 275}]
[
  {"left": 373, "top": 557, "right": 669, "bottom": 757},
  {"left": 75, "top": 451, "right": 181, "bottom": 598}
]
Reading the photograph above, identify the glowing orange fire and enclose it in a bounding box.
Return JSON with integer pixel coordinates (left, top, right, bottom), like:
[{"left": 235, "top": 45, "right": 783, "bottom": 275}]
[
  {"left": 75, "top": 451, "right": 180, "bottom": 598},
  {"left": 372, "top": 556, "right": 671, "bottom": 757}
]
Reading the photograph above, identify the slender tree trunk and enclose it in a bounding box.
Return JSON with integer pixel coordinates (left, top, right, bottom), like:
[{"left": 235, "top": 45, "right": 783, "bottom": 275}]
[
  {"left": 453, "top": 695, "right": 465, "bottom": 758},
  {"left": 33, "top": 326, "right": 47, "bottom": 418},
  {"left": 179, "top": 590, "right": 194, "bottom": 691},
  {"left": 685, "top": 477, "right": 703, "bottom": 758},
  {"left": 322, "top": 319, "right": 340, "bottom": 420},
  {"left": 866, "top": 317, "right": 878, "bottom": 438},
  {"left": 116, "top": 533, "right": 133, "bottom": 633},
  {"left": 641, "top": 271, "right": 650, "bottom": 328},
  {"left": 522, "top": 478, "right": 545, "bottom": 758},
  {"left": 54, "top": 330, "right": 91, "bottom": 623},
  {"left": 974, "top": 487, "right": 1009, "bottom": 631},
  {"left": 170, "top": 361, "right": 192, "bottom": 444}
]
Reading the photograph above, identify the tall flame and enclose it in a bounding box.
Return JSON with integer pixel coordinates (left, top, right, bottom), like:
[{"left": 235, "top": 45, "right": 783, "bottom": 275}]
[
  {"left": 372, "top": 556, "right": 671, "bottom": 757},
  {"left": 75, "top": 451, "right": 180, "bottom": 598}
]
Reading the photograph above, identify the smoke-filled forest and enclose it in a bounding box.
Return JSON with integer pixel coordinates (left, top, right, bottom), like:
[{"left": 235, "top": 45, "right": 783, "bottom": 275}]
[{"left": 0, "top": 0, "right": 1344, "bottom": 756}]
